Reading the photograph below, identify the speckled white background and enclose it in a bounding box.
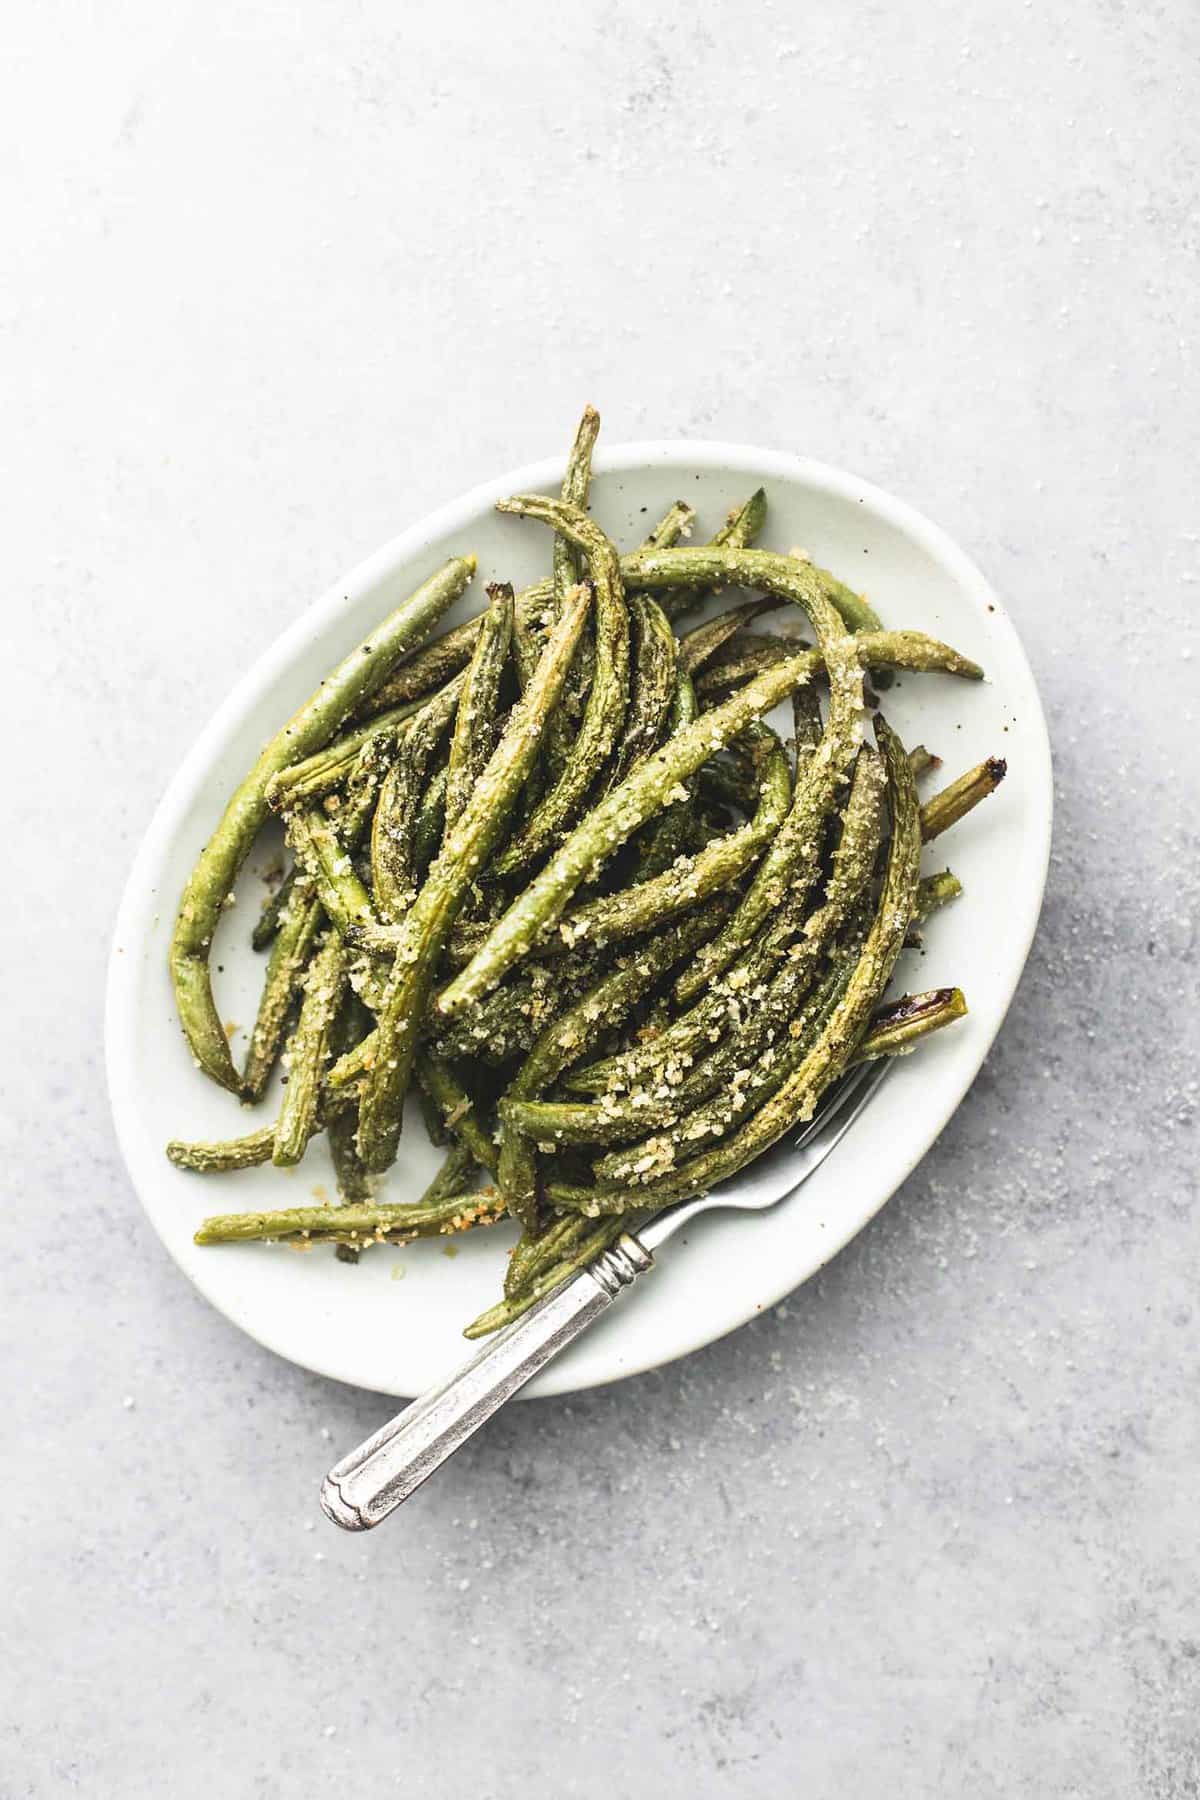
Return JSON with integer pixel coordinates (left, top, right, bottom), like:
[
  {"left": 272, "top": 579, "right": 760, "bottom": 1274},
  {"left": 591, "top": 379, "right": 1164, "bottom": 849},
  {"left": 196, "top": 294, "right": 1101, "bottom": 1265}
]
[{"left": 5, "top": 3, "right": 1199, "bottom": 1795}]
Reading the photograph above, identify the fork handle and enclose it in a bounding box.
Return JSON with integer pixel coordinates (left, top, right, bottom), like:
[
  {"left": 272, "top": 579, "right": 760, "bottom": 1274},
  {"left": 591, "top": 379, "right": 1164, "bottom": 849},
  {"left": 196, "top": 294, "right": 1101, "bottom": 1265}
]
[{"left": 320, "top": 1232, "right": 653, "bottom": 1529}]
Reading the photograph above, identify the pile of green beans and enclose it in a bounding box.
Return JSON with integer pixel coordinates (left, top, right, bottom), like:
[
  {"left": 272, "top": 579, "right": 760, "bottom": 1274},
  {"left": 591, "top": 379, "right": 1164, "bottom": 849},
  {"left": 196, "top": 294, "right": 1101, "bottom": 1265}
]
[{"left": 166, "top": 408, "right": 1005, "bottom": 1338}]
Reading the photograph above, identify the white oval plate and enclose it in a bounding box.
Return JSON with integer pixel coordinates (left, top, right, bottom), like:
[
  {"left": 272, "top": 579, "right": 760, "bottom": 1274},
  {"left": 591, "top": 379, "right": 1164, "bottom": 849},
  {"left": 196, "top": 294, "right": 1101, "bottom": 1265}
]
[{"left": 107, "top": 443, "right": 1051, "bottom": 1399}]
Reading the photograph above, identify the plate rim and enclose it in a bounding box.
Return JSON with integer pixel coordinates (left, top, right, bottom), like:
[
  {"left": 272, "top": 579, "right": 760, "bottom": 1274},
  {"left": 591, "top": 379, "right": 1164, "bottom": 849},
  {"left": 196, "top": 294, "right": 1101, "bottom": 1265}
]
[{"left": 106, "top": 439, "right": 1053, "bottom": 1397}]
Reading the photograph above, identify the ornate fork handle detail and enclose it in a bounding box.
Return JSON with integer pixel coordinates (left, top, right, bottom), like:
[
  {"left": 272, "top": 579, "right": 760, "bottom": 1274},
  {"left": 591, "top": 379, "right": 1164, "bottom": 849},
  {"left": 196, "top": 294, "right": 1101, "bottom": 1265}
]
[{"left": 321, "top": 1233, "right": 653, "bottom": 1530}]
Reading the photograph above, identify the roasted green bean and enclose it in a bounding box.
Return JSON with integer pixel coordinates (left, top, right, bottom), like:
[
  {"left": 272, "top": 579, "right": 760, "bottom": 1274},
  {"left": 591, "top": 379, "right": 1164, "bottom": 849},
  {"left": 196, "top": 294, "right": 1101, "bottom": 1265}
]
[
  {"left": 443, "top": 582, "right": 514, "bottom": 835},
  {"left": 554, "top": 723, "right": 790, "bottom": 954},
  {"left": 463, "top": 1218, "right": 626, "bottom": 1337},
  {"left": 251, "top": 865, "right": 297, "bottom": 951},
  {"left": 417, "top": 1142, "right": 480, "bottom": 1206},
  {"left": 358, "top": 616, "right": 482, "bottom": 718},
  {"left": 265, "top": 701, "right": 421, "bottom": 812},
  {"left": 655, "top": 489, "right": 768, "bottom": 622},
  {"left": 517, "top": 751, "right": 887, "bottom": 1149},
  {"left": 325, "top": 997, "right": 373, "bottom": 1203},
  {"left": 414, "top": 1049, "right": 499, "bottom": 1174},
  {"left": 370, "top": 673, "right": 467, "bottom": 922},
  {"left": 641, "top": 499, "right": 696, "bottom": 551},
  {"left": 677, "top": 598, "right": 787, "bottom": 675},
  {"left": 272, "top": 931, "right": 347, "bottom": 1167},
  {"left": 356, "top": 584, "right": 591, "bottom": 1172},
  {"left": 167, "top": 1125, "right": 277, "bottom": 1173},
  {"left": 495, "top": 898, "right": 737, "bottom": 1230},
  {"left": 504, "top": 1212, "right": 592, "bottom": 1300},
  {"left": 550, "top": 716, "right": 922, "bottom": 1209},
  {"left": 607, "top": 596, "right": 677, "bottom": 786},
  {"left": 195, "top": 1192, "right": 506, "bottom": 1246},
  {"left": 287, "top": 804, "right": 379, "bottom": 943},
  {"left": 171, "top": 555, "right": 475, "bottom": 1091},
  {"left": 492, "top": 498, "right": 630, "bottom": 873},
  {"left": 170, "top": 423, "right": 1001, "bottom": 1347},
  {"left": 853, "top": 986, "right": 968, "bottom": 1060},
  {"left": 920, "top": 757, "right": 1007, "bottom": 840},
  {"left": 241, "top": 875, "right": 323, "bottom": 1102}
]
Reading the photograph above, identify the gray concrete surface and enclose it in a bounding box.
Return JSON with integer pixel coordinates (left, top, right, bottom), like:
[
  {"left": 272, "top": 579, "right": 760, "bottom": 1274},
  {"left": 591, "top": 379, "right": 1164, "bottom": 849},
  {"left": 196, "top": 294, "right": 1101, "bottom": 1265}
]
[{"left": 4, "top": 2, "right": 1198, "bottom": 1794}]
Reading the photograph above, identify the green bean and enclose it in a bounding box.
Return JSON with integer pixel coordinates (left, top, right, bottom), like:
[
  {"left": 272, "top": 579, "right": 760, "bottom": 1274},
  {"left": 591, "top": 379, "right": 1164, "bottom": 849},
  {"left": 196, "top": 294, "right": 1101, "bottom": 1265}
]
[
  {"left": 714, "top": 488, "right": 768, "bottom": 548},
  {"left": 370, "top": 673, "right": 467, "bottom": 922},
  {"left": 696, "top": 753, "right": 760, "bottom": 815},
  {"left": 557, "top": 503, "right": 693, "bottom": 805},
  {"left": 462, "top": 1218, "right": 626, "bottom": 1338},
  {"left": 696, "top": 632, "right": 808, "bottom": 696},
  {"left": 555, "top": 405, "right": 601, "bottom": 594},
  {"left": 511, "top": 587, "right": 548, "bottom": 691},
  {"left": 167, "top": 1125, "right": 277, "bottom": 1173},
  {"left": 515, "top": 492, "right": 691, "bottom": 777},
  {"left": 902, "top": 868, "right": 963, "bottom": 952},
  {"left": 356, "top": 584, "right": 592, "bottom": 1172},
  {"left": 511, "top": 596, "right": 553, "bottom": 810},
  {"left": 528, "top": 955, "right": 856, "bottom": 1170},
  {"left": 564, "top": 742, "right": 958, "bottom": 1103},
  {"left": 548, "top": 609, "right": 596, "bottom": 766},
  {"left": 418, "top": 1142, "right": 479, "bottom": 1206},
  {"left": 412, "top": 764, "right": 448, "bottom": 875},
  {"left": 287, "top": 805, "right": 379, "bottom": 942},
  {"left": 264, "top": 701, "right": 422, "bottom": 812},
  {"left": 656, "top": 489, "right": 768, "bottom": 622},
  {"left": 553, "top": 723, "right": 791, "bottom": 954},
  {"left": 324, "top": 938, "right": 605, "bottom": 1093},
  {"left": 513, "top": 753, "right": 886, "bottom": 1150},
  {"left": 499, "top": 588, "right": 981, "bottom": 700},
  {"left": 687, "top": 627, "right": 982, "bottom": 691},
  {"left": 241, "top": 876, "right": 323, "bottom": 1102},
  {"left": 444, "top": 582, "right": 514, "bottom": 835},
  {"left": 678, "top": 599, "right": 788, "bottom": 675},
  {"left": 561, "top": 885, "right": 810, "bottom": 1100},
  {"left": 538, "top": 409, "right": 602, "bottom": 770},
  {"left": 428, "top": 944, "right": 607, "bottom": 1065},
  {"left": 170, "top": 556, "right": 475, "bottom": 1092},
  {"left": 251, "top": 865, "right": 296, "bottom": 951},
  {"left": 792, "top": 683, "right": 824, "bottom": 779},
  {"left": 853, "top": 987, "right": 967, "bottom": 1060},
  {"left": 326, "top": 999, "right": 372, "bottom": 1202},
  {"left": 437, "top": 605, "right": 857, "bottom": 1022},
  {"left": 635, "top": 670, "right": 698, "bottom": 879},
  {"left": 504, "top": 1212, "right": 591, "bottom": 1299},
  {"left": 673, "top": 630, "right": 973, "bottom": 1009},
  {"left": 194, "top": 1192, "right": 507, "bottom": 1247},
  {"left": 554, "top": 716, "right": 921, "bottom": 1209},
  {"left": 607, "top": 596, "right": 677, "bottom": 786},
  {"left": 414, "top": 1049, "right": 499, "bottom": 1174},
  {"left": 640, "top": 499, "right": 696, "bottom": 550},
  {"left": 415, "top": 1071, "right": 449, "bottom": 1146},
  {"left": 609, "top": 548, "right": 864, "bottom": 1008},
  {"left": 496, "top": 897, "right": 737, "bottom": 1230},
  {"left": 810, "top": 564, "right": 892, "bottom": 688},
  {"left": 272, "top": 931, "right": 347, "bottom": 1167},
  {"left": 914, "top": 868, "right": 963, "bottom": 921},
  {"left": 492, "top": 497, "right": 630, "bottom": 874},
  {"left": 920, "top": 757, "right": 1007, "bottom": 840},
  {"left": 357, "top": 616, "right": 482, "bottom": 718}
]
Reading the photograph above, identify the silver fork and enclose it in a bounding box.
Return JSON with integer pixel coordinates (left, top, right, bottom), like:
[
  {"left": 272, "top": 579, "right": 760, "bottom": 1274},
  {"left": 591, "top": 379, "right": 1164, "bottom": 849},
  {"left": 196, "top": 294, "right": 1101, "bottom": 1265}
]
[{"left": 320, "top": 1059, "right": 891, "bottom": 1530}]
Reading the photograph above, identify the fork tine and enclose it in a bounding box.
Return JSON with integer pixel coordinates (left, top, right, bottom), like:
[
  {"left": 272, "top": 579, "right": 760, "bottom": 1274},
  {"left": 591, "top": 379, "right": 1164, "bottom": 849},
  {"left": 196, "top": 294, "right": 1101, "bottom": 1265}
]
[{"left": 638, "top": 1058, "right": 894, "bottom": 1249}]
